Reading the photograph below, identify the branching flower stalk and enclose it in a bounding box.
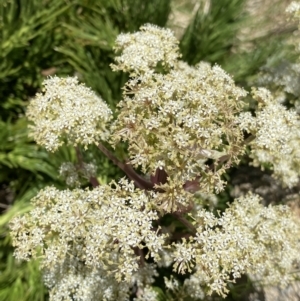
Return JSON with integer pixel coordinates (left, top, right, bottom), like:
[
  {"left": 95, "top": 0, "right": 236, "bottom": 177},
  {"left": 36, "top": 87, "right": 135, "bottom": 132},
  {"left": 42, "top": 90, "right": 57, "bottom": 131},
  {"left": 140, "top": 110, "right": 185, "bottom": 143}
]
[{"left": 10, "top": 24, "right": 300, "bottom": 301}]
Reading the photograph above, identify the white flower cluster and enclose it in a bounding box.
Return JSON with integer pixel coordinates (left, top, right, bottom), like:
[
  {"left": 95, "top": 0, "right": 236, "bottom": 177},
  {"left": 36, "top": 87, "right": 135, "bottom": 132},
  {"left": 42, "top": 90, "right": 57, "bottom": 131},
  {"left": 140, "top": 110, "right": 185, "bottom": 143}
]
[
  {"left": 286, "top": 1, "right": 300, "bottom": 16},
  {"left": 26, "top": 76, "right": 112, "bottom": 151},
  {"left": 238, "top": 88, "right": 300, "bottom": 187},
  {"left": 43, "top": 259, "right": 131, "bottom": 301},
  {"left": 176, "top": 194, "right": 300, "bottom": 297},
  {"left": 43, "top": 259, "right": 158, "bottom": 301},
  {"left": 111, "top": 59, "right": 247, "bottom": 203},
  {"left": 10, "top": 180, "right": 167, "bottom": 300},
  {"left": 111, "top": 24, "right": 180, "bottom": 75}
]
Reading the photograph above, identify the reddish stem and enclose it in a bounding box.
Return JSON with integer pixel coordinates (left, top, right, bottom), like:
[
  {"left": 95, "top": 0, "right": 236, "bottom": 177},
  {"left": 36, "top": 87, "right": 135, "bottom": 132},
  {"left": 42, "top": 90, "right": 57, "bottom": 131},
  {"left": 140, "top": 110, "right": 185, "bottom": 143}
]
[
  {"left": 89, "top": 176, "right": 99, "bottom": 188},
  {"left": 97, "top": 143, "right": 154, "bottom": 190}
]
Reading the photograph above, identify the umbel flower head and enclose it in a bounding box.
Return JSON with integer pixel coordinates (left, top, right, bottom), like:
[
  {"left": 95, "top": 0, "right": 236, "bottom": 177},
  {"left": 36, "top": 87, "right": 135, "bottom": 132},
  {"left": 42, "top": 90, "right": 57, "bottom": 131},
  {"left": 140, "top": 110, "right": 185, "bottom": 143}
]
[
  {"left": 110, "top": 24, "right": 249, "bottom": 210},
  {"left": 111, "top": 23, "right": 180, "bottom": 75},
  {"left": 10, "top": 179, "right": 167, "bottom": 300},
  {"left": 238, "top": 88, "right": 300, "bottom": 187},
  {"left": 178, "top": 193, "right": 300, "bottom": 297},
  {"left": 26, "top": 76, "right": 112, "bottom": 151},
  {"left": 112, "top": 59, "right": 247, "bottom": 196}
]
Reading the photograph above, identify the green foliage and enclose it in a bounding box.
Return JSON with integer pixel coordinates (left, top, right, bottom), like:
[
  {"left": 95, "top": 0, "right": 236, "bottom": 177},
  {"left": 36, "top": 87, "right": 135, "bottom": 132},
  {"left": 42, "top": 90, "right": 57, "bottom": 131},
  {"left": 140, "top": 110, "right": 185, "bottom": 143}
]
[
  {"left": 179, "top": 0, "right": 296, "bottom": 88},
  {"left": 223, "top": 33, "right": 298, "bottom": 87},
  {"left": 0, "top": 0, "right": 72, "bottom": 120},
  {"left": 0, "top": 201, "right": 46, "bottom": 301},
  {"left": 0, "top": 117, "right": 75, "bottom": 192},
  {"left": 180, "top": 0, "right": 247, "bottom": 65},
  {"left": 0, "top": 254, "right": 46, "bottom": 301}
]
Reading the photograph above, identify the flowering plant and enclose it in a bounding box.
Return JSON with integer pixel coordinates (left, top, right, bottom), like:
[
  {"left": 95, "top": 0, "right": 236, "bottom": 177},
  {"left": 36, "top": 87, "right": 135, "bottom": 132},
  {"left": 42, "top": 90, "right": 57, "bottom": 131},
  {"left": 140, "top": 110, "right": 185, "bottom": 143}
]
[{"left": 10, "top": 23, "right": 300, "bottom": 301}]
